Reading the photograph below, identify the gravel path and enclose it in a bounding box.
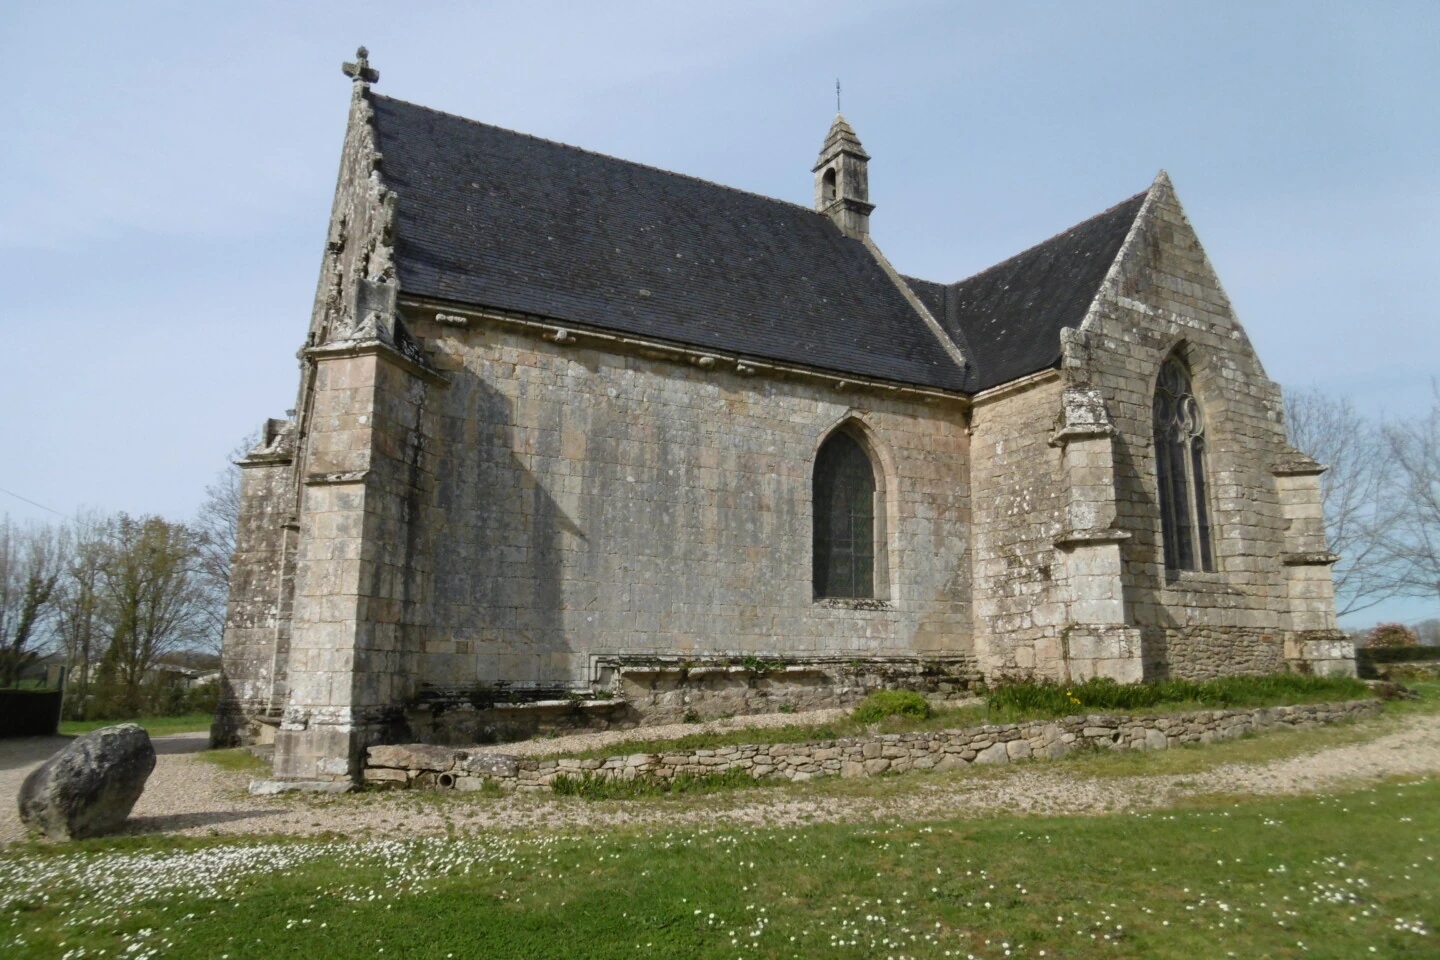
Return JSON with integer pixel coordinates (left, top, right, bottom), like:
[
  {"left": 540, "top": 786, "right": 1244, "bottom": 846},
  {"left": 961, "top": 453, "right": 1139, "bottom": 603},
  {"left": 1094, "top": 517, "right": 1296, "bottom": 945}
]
[
  {"left": 3, "top": 712, "right": 1436, "bottom": 845},
  {"left": 0, "top": 733, "right": 228, "bottom": 844},
  {"left": 0, "top": 708, "right": 850, "bottom": 843}
]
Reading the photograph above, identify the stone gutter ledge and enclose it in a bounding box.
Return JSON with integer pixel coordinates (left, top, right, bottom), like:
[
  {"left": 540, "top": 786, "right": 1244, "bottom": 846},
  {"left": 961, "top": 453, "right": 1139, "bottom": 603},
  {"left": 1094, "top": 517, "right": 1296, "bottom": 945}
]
[
  {"left": 487, "top": 699, "right": 627, "bottom": 711},
  {"left": 360, "top": 699, "right": 1383, "bottom": 792}
]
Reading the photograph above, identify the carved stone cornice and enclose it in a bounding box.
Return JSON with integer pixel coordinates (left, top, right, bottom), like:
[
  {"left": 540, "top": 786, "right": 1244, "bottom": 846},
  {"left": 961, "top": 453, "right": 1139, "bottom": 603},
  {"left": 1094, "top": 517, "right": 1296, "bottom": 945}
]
[
  {"left": 1272, "top": 448, "right": 1327, "bottom": 477},
  {"left": 1049, "top": 387, "right": 1116, "bottom": 448},
  {"left": 304, "top": 337, "right": 449, "bottom": 386},
  {"left": 303, "top": 470, "right": 371, "bottom": 486},
  {"left": 1053, "top": 528, "right": 1131, "bottom": 549},
  {"left": 1282, "top": 551, "right": 1341, "bottom": 567}
]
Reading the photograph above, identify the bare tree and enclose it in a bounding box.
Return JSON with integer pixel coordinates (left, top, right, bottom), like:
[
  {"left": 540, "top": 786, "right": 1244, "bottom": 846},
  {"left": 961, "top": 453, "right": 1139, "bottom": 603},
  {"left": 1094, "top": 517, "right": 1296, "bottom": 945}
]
[
  {"left": 96, "top": 515, "right": 207, "bottom": 714},
  {"left": 1284, "top": 387, "right": 1398, "bottom": 615},
  {"left": 191, "top": 433, "right": 255, "bottom": 654},
  {"left": 53, "top": 512, "right": 109, "bottom": 716},
  {"left": 1383, "top": 391, "right": 1440, "bottom": 603},
  {"left": 0, "top": 519, "right": 65, "bottom": 687}
]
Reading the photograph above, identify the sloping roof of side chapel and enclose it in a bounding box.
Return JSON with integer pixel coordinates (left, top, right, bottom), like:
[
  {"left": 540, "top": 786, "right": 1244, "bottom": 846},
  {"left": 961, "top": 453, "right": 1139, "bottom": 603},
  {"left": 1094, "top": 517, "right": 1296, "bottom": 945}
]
[{"left": 369, "top": 93, "right": 1148, "bottom": 395}]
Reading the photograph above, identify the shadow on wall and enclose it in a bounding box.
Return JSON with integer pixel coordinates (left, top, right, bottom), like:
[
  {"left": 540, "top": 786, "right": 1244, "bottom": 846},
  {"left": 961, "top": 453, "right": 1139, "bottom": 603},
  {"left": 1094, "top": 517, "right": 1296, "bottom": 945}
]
[
  {"left": 1115, "top": 409, "right": 1282, "bottom": 681},
  {"left": 420, "top": 373, "right": 576, "bottom": 701},
  {"left": 210, "top": 676, "right": 241, "bottom": 747},
  {"left": 1112, "top": 430, "right": 1177, "bottom": 679}
]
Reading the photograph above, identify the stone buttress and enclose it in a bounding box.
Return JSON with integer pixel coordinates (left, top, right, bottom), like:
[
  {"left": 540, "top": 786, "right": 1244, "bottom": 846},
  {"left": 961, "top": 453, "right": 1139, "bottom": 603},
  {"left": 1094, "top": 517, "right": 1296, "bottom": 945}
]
[
  {"left": 211, "top": 418, "right": 298, "bottom": 747},
  {"left": 216, "top": 50, "right": 446, "bottom": 780},
  {"left": 1047, "top": 388, "right": 1144, "bottom": 681},
  {"left": 1272, "top": 449, "right": 1351, "bottom": 675}
]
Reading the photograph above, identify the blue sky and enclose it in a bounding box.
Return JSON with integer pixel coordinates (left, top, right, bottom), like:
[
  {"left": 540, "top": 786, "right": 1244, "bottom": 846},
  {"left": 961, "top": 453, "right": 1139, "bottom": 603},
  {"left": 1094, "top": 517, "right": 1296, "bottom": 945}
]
[{"left": 2, "top": 1, "right": 1435, "bottom": 626}]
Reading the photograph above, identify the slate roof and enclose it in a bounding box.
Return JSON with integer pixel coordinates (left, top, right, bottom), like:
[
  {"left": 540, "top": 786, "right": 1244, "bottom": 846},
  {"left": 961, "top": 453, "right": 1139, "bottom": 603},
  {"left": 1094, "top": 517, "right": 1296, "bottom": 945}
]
[
  {"left": 368, "top": 93, "right": 1148, "bottom": 396},
  {"left": 903, "top": 193, "right": 1147, "bottom": 391},
  {"left": 370, "top": 95, "right": 968, "bottom": 392}
]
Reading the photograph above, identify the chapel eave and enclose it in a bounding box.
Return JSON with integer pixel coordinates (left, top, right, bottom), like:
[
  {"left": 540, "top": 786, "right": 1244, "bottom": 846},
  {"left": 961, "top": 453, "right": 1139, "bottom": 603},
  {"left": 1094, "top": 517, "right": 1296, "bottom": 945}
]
[{"left": 397, "top": 293, "right": 973, "bottom": 407}]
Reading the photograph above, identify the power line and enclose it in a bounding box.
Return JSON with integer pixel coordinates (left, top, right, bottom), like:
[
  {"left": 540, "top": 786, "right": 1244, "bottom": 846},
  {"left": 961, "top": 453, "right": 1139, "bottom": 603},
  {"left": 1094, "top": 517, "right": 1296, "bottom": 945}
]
[{"left": 0, "top": 484, "right": 67, "bottom": 518}]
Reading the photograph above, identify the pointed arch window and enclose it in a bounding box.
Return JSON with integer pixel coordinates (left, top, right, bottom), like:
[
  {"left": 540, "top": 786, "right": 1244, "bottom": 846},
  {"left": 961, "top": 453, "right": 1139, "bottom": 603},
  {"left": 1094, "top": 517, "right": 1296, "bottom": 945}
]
[
  {"left": 813, "top": 430, "right": 877, "bottom": 599},
  {"left": 1153, "top": 356, "right": 1214, "bottom": 572}
]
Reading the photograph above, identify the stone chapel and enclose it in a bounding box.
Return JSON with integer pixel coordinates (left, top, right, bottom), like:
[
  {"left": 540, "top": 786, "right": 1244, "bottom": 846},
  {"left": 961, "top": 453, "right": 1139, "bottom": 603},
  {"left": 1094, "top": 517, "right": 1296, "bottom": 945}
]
[{"left": 215, "top": 50, "right": 1354, "bottom": 782}]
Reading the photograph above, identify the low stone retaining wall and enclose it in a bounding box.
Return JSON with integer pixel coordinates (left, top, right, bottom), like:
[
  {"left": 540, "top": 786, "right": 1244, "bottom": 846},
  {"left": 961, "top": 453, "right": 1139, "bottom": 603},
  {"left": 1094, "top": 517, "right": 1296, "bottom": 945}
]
[
  {"left": 603, "top": 654, "right": 981, "bottom": 726},
  {"left": 363, "top": 698, "right": 1382, "bottom": 792},
  {"left": 401, "top": 655, "right": 983, "bottom": 746}
]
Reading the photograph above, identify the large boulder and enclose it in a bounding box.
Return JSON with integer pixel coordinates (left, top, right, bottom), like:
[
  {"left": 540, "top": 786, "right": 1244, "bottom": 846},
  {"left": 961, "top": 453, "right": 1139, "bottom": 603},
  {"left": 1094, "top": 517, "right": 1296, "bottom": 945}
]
[{"left": 18, "top": 723, "right": 156, "bottom": 840}]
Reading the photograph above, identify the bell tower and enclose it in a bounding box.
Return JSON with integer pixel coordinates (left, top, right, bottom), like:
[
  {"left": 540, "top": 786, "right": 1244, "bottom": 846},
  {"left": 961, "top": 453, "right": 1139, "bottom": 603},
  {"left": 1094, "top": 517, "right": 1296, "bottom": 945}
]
[{"left": 812, "top": 114, "right": 874, "bottom": 238}]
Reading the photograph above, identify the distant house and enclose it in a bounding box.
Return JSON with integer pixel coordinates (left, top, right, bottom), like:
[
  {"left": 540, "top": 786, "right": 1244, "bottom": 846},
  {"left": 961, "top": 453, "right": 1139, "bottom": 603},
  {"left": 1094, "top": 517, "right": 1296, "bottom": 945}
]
[{"left": 15, "top": 652, "right": 69, "bottom": 689}]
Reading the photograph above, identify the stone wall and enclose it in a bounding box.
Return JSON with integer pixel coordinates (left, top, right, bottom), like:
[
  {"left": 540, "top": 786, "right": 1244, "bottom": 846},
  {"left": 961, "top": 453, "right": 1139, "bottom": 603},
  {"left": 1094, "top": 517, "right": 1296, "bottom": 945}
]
[
  {"left": 401, "top": 309, "right": 975, "bottom": 693},
  {"left": 363, "top": 698, "right": 1381, "bottom": 790},
  {"left": 606, "top": 655, "right": 979, "bottom": 723},
  {"left": 968, "top": 374, "right": 1069, "bottom": 677},
  {"left": 274, "top": 342, "right": 448, "bottom": 779}
]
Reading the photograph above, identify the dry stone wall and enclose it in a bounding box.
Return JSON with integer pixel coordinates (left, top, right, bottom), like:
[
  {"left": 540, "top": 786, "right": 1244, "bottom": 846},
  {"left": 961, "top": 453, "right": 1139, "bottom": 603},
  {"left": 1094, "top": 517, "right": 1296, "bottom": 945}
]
[{"left": 364, "top": 698, "right": 1380, "bottom": 791}]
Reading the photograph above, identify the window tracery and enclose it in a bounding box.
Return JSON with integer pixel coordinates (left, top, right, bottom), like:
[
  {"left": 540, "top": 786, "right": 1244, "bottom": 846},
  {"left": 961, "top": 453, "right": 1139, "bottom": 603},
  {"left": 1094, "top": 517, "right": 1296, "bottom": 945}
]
[
  {"left": 1154, "top": 356, "right": 1214, "bottom": 572},
  {"left": 813, "top": 430, "right": 877, "bottom": 598}
]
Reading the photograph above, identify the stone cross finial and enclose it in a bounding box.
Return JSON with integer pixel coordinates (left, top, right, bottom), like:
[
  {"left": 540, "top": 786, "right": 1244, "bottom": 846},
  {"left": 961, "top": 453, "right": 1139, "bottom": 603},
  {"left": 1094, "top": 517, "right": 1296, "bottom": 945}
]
[{"left": 342, "top": 46, "right": 379, "bottom": 85}]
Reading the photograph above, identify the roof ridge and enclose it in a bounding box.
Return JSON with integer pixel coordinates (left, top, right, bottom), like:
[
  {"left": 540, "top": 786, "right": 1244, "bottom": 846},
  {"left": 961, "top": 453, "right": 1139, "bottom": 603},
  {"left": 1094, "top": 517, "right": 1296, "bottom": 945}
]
[
  {"left": 861, "top": 236, "right": 969, "bottom": 374},
  {"left": 944, "top": 188, "right": 1149, "bottom": 289},
  {"left": 371, "top": 93, "right": 827, "bottom": 220}
]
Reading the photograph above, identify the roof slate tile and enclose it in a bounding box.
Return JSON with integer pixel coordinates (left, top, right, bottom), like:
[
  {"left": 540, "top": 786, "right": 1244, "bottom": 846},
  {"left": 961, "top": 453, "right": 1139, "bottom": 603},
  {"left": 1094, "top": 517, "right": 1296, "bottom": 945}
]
[
  {"left": 907, "top": 193, "right": 1146, "bottom": 391},
  {"left": 371, "top": 95, "right": 968, "bottom": 391},
  {"left": 369, "top": 93, "right": 1147, "bottom": 396}
]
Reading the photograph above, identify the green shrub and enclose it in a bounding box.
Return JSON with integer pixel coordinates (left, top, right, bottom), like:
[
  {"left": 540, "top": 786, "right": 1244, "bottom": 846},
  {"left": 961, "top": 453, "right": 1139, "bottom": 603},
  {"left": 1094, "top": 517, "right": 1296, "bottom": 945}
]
[
  {"left": 65, "top": 680, "right": 220, "bottom": 722},
  {"left": 984, "top": 673, "right": 1371, "bottom": 718},
  {"left": 550, "top": 768, "right": 764, "bottom": 800},
  {"left": 1359, "top": 645, "right": 1440, "bottom": 664},
  {"left": 851, "top": 690, "right": 932, "bottom": 724},
  {"left": 1366, "top": 622, "right": 1419, "bottom": 648}
]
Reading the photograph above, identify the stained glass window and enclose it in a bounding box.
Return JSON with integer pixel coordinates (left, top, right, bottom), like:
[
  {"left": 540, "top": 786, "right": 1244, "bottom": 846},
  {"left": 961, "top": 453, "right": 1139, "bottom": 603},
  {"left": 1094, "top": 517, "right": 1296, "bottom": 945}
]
[
  {"left": 1153, "top": 357, "right": 1214, "bottom": 572},
  {"left": 813, "top": 431, "right": 876, "bottom": 598}
]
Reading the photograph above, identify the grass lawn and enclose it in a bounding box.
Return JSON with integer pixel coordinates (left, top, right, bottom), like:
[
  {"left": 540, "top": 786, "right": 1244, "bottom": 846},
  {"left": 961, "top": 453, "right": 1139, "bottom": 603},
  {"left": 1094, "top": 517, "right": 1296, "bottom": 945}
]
[
  {"left": 196, "top": 748, "right": 276, "bottom": 775},
  {"left": 2, "top": 779, "right": 1434, "bottom": 959},
  {"left": 58, "top": 713, "right": 213, "bottom": 738}
]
